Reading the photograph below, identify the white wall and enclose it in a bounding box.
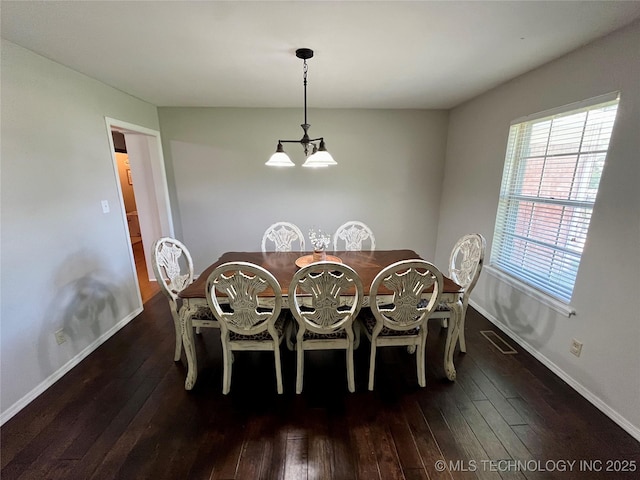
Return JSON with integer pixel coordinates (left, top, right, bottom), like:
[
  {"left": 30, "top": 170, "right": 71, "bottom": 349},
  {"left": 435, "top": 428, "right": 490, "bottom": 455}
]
[
  {"left": 435, "top": 21, "right": 640, "bottom": 438},
  {"left": 0, "top": 41, "right": 161, "bottom": 422},
  {"left": 158, "top": 108, "right": 449, "bottom": 272}
]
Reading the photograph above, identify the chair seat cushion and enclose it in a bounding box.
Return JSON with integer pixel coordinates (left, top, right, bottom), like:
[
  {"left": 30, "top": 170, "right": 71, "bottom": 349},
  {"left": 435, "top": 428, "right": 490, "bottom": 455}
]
[
  {"left": 435, "top": 302, "right": 451, "bottom": 312},
  {"left": 229, "top": 315, "right": 286, "bottom": 341},
  {"left": 190, "top": 305, "right": 217, "bottom": 320},
  {"left": 416, "top": 299, "right": 451, "bottom": 312},
  {"left": 361, "top": 312, "right": 420, "bottom": 337},
  {"left": 302, "top": 329, "right": 347, "bottom": 340}
]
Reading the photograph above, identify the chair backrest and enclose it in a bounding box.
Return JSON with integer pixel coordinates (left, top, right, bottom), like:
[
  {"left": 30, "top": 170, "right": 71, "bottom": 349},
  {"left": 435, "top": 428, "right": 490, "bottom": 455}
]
[
  {"left": 370, "top": 260, "right": 443, "bottom": 332},
  {"left": 261, "top": 222, "right": 306, "bottom": 252},
  {"left": 152, "top": 237, "right": 194, "bottom": 303},
  {"left": 448, "top": 234, "right": 486, "bottom": 302},
  {"left": 205, "top": 261, "right": 282, "bottom": 336},
  {"left": 289, "top": 261, "right": 364, "bottom": 336},
  {"left": 333, "top": 221, "right": 376, "bottom": 251}
]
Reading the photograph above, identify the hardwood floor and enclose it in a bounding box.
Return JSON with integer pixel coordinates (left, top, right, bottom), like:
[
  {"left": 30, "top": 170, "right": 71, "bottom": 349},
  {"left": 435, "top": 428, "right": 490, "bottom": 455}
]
[
  {"left": 2, "top": 296, "right": 638, "bottom": 479},
  {"left": 132, "top": 240, "right": 160, "bottom": 303}
]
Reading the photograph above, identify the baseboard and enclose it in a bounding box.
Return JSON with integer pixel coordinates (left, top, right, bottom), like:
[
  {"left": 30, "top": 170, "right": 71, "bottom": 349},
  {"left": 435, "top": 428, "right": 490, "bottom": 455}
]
[
  {"left": 0, "top": 307, "right": 142, "bottom": 426},
  {"left": 469, "top": 300, "right": 640, "bottom": 443}
]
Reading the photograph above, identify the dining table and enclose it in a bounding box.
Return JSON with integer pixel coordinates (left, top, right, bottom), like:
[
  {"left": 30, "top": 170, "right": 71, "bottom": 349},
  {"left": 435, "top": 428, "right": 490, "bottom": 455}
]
[{"left": 178, "top": 249, "right": 464, "bottom": 390}]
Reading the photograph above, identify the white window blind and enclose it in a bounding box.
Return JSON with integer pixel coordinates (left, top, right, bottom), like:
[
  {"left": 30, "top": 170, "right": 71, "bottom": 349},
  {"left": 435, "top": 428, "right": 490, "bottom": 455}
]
[{"left": 490, "top": 94, "right": 619, "bottom": 303}]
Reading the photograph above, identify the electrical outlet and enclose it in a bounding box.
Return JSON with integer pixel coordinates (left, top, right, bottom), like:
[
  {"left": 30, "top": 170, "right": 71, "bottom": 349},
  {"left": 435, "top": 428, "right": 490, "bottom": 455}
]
[
  {"left": 54, "top": 329, "right": 66, "bottom": 345},
  {"left": 570, "top": 338, "right": 583, "bottom": 357}
]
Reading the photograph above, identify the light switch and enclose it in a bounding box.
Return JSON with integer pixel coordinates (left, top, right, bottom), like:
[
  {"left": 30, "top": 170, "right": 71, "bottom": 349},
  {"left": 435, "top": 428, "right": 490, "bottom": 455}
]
[{"left": 101, "top": 200, "right": 110, "bottom": 213}]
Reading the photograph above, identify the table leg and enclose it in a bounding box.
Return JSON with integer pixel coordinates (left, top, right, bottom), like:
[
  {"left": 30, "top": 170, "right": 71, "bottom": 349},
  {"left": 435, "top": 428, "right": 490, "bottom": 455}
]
[
  {"left": 443, "top": 298, "right": 462, "bottom": 381},
  {"left": 181, "top": 306, "right": 198, "bottom": 390}
]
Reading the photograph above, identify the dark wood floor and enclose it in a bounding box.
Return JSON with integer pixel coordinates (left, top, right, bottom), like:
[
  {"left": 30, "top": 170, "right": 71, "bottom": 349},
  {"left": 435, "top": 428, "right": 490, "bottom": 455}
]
[{"left": 2, "top": 295, "right": 638, "bottom": 480}]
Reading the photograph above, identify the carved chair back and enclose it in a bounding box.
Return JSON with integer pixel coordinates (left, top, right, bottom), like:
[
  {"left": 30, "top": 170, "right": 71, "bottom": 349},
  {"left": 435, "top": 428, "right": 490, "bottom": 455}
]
[
  {"left": 152, "top": 237, "right": 195, "bottom": 305},
  {"left": 369, "top": 259, "right": 444, "bottom": 335},
  {"left": 333, "top": 221, "right": 376, "bottom": 251},
  {"left": 448, "top": 233, "right": 486, "bottom": 306},
  {"left": 289, "top": 262, "right": 364, "bottom": 337},
  {"left": 206, "top": 261, "right": 282, "bottom": 337},
  {"left": 261, "top": 221, "right": 306, "bottom": 252}
]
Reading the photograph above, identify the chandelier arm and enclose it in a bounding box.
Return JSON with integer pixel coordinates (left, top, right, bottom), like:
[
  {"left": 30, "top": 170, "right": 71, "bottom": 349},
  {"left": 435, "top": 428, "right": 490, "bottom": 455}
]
[{"left": 278, "top": 137, "right": 323, "bottom": 144}]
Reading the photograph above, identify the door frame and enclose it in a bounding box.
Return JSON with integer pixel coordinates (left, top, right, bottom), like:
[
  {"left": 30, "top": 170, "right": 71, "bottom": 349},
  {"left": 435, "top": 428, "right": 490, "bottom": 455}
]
[{"left": 105, "top": 117, "right": 174, "bottom": 304}]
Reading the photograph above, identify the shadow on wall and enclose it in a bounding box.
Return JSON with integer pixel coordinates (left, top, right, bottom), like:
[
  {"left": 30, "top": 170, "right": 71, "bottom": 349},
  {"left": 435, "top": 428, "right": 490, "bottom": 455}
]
[
  {"left": 487, "top": 278, "right": 620, "bottom": 422},
  {"left": 37, "top": 251, "right": 127, "bottom": 377},
  {"left": 489, "top": 277, "right": 556, "bottom": 351}
]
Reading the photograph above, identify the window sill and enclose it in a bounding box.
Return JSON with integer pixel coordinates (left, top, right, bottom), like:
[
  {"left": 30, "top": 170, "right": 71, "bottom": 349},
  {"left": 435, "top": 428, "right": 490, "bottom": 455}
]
[{"left": 485, "top": 266, "right": 576, "bottom": 317}]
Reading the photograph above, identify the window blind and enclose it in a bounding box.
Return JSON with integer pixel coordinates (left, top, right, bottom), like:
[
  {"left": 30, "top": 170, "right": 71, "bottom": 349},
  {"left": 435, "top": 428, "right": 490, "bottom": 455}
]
[{"left": 490, "top": 95, "right": 619, "bottom": 303}]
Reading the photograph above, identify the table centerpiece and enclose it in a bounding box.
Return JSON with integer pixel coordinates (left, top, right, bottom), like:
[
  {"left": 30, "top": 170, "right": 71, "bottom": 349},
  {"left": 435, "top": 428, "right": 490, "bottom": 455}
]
[{"left": 309, "top": 228, "right": 331, "bottom": 262}]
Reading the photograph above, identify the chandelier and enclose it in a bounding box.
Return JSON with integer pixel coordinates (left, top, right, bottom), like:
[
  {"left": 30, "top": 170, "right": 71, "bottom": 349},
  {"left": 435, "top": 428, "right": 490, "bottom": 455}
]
[{"left": 266, "top": 48, "right": 337, "bottom": 168}]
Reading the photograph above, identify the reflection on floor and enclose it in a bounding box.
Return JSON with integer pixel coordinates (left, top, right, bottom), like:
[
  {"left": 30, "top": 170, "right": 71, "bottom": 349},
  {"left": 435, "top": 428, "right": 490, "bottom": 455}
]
[{"left": 132, "top": 241, "right": 160, "bottom": 303}]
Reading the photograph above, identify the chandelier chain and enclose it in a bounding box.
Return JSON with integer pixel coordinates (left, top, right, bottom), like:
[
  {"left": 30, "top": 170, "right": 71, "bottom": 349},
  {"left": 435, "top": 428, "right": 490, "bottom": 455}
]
[{"left": 303, "top": 59, "right": 308, "bottom": 85}]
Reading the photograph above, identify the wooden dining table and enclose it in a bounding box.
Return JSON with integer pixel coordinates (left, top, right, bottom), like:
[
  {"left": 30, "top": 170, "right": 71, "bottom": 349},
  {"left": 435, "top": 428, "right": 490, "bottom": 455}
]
[{"left": 178, "top": 249, "right": 464, "bottom": 390}]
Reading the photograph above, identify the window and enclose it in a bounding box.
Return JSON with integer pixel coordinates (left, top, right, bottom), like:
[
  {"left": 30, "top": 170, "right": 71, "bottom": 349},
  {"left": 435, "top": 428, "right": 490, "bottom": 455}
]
[{"left": 490, "top": 93, "right": 619, "bottom": 304}]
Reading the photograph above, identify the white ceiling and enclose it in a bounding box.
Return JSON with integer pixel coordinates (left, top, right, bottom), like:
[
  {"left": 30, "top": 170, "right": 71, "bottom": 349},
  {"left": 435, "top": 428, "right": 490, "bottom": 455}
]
[{"left": 2, "top": 1, "right": 640, "bottom": 109}]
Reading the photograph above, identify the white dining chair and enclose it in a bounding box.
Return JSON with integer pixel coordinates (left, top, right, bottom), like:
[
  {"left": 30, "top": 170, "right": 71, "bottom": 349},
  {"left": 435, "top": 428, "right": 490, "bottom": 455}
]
[
  {"left": 429, "top": 233, "right": 485, "bottom": 353},
  {"left": 205, "top": 261, "right": 286, "bottom": 394},
  {"left": 261, "top": 221, "right": 306, "bottom": 252},
  {"left": 289, "top": 261, "right": 364, "bottom": 393},
  {"left": 363, "top": 259, "right": 443, "bottom": 390},
  {"left": 333, "top": 221, "right": 376, "bottom": 251},
  {"left": 152, "top": 237, "right": 219, "bottom": 362}
]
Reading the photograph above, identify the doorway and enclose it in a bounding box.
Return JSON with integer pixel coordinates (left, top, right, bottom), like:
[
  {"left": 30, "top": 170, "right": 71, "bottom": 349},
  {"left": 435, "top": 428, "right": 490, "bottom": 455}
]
[
  {"left": 106, "top": 118, "right": 174, "bottom": 305},
  {"left": 112, "top": 136, "right": 158, "bottom": 302}
]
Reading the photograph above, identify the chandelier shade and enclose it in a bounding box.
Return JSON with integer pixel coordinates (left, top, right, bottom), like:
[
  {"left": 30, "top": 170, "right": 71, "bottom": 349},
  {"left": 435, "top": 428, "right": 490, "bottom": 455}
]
[
  {"left": 266, "top": 48, "right": 336, "bottom": 168},
  {"left": 302, "top": 140, "right": 337, "bottom": 168},
  {"left": 266, "top": 142, "right": 295, "bottom": 167}
]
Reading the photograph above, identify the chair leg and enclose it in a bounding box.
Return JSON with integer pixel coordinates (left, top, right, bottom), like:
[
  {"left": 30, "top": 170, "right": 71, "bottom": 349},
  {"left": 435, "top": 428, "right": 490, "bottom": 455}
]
[
  {"left": 458, "top": 309, "right": 467, "bottom": 353},
  {"left": 222, "top": 344, "right": 232, "bottom": 395},
  {"left": 172, "top": 311, "right": 182, "bottom": 362},
  {"left": 181, "top": 310, "right": 198, "bottom": 390},
  {"left": 346, "top": 343, "right": 355, "bottom": 393},
  {"left": 273, "top": 343, "right": 283, "bottom": 394},
  {"left": 416, "top": 341, "right": 426, "bottom": 387},
  {"left": 368, "top": 342, "right": 377, "bottom": 391},
  {"left": 296, "top": 343, "right": 304, "bottom": 394}
]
